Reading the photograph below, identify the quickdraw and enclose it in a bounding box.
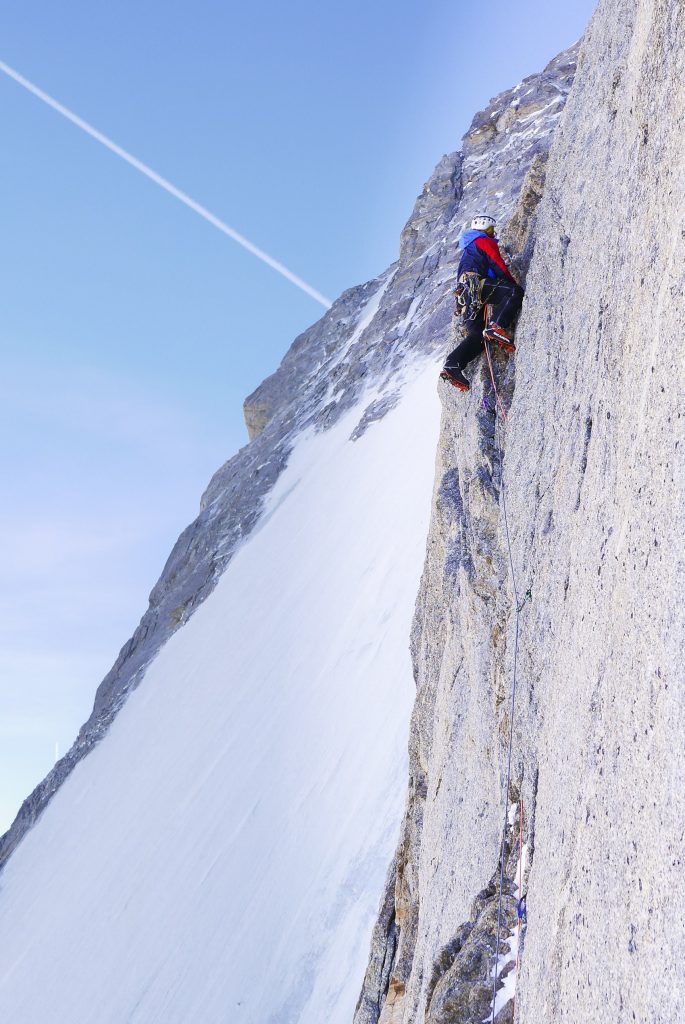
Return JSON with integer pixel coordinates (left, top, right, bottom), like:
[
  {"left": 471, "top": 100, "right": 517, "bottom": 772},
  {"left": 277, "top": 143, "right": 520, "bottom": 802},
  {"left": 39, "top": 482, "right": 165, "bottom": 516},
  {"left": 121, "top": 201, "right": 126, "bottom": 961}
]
[{"left": 453, "top": 271, "right": 484, "bottom": 321}]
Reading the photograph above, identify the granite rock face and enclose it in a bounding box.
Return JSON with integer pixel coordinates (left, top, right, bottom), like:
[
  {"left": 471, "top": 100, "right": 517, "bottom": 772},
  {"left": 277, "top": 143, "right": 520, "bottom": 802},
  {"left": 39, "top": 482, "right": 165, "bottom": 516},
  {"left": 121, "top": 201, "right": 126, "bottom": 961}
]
[
  {"left": 0, "top": 45, "right": 578, "bottom": 870},
  {"left": 356, "top": 2, "right": 685, "bottom": 1022}
]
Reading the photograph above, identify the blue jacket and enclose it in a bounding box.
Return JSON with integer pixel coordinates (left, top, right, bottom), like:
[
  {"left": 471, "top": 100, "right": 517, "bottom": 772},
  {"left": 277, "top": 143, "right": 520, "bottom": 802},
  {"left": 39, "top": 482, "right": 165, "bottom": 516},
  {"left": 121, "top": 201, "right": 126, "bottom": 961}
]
[{"left": 457, "top": 230, "right": 515, "bottom": 282}]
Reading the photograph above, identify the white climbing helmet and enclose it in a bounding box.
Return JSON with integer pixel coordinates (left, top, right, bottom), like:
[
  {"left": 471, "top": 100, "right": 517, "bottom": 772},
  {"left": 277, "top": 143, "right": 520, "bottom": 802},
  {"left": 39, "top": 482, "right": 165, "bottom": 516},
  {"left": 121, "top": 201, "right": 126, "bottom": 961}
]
[{"left": 470, "top": 214, "right": 496, "bottom": 232}]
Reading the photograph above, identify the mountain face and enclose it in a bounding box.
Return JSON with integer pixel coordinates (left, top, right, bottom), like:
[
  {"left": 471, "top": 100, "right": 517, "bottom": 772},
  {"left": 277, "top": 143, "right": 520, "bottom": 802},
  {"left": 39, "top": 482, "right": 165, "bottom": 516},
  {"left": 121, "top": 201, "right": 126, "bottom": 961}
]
[
  {"left": 354, "top": 2, "right": 685, "bottom": 1023},
  {"left": 0, "top": 42, "right": 577, "bottom": 879},
  {"left": 0, "top": 40, "right": 578, "bottom": 1023},
  {"left": 4, "top": 1, "right": 681, "bottom": 1019},
  {"left": 0, "top": 34, "right": 584, "bottom": 1024}
]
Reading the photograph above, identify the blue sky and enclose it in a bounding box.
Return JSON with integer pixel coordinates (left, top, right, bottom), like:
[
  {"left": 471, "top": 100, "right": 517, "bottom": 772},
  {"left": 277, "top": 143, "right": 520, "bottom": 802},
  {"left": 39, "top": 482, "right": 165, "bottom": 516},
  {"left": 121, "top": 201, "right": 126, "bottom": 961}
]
[{"left": 0, "top": 0, "right": 597, "bottom": 832}]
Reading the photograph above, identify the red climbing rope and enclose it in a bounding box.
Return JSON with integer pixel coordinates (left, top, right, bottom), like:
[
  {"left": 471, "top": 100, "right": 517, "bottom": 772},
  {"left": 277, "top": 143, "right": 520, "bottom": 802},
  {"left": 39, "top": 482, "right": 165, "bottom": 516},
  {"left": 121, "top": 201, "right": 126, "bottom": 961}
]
[{"left": 483, "top": 332, "right": 508, "bottom": 422}]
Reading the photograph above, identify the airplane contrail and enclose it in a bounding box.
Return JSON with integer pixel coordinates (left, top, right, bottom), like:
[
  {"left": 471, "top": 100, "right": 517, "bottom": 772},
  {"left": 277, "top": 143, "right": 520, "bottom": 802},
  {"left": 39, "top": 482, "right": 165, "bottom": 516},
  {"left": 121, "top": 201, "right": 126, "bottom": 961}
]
[{"left": 0, "top": 59, "right": 333, "bottom": 309}]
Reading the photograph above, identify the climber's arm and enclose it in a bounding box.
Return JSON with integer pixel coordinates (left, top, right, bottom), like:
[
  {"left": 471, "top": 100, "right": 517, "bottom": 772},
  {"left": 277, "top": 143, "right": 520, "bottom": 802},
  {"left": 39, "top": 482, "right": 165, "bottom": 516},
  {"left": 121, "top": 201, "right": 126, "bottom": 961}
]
[{"left": 475, "top": 235, "right": 516, "bottom": 282}]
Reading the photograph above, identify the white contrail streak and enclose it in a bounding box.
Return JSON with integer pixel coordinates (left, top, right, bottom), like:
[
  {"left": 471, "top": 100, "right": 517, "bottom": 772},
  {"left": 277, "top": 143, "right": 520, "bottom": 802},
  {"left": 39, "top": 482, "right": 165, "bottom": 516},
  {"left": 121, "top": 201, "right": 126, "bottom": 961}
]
[{"left": 0, "top": 59, "right": 333, "bottom": 309}]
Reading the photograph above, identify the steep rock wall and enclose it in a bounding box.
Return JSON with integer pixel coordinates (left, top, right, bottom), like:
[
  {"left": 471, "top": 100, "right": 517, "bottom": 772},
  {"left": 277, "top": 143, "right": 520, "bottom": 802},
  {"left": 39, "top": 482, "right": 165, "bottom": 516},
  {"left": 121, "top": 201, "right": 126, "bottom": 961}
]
[
  {"left": 357, "top": 1, "right": 684, "bottom": 1022},
  {"left": 514, "top": 1, "right": 684, "bottom": 1019}
]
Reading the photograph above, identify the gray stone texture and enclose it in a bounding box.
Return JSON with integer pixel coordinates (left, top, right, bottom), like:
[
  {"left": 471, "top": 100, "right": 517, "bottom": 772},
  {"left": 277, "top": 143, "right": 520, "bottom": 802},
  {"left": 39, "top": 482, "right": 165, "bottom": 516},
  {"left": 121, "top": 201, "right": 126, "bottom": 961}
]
[
  {"left": 513, "top": 2, "right": 685, "bottom": 1019},
  {"left": 357, "top": 2, "right": 685, "bottom": 1022}
]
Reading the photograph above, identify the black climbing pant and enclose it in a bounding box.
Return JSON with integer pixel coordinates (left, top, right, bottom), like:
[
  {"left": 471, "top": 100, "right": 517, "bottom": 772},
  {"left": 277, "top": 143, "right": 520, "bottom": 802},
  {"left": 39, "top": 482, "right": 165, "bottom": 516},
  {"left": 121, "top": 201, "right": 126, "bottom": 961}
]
[{"left": 444, "top": 279, "right": 524, "bottom": 374}]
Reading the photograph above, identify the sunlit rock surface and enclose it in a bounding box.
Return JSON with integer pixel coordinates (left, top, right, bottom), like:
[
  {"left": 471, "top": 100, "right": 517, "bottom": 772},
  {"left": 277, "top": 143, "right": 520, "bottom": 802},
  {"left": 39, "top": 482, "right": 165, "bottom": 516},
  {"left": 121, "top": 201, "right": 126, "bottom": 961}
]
[{"left": 356, "top": 2, "right": 685, "bottom": 1022}]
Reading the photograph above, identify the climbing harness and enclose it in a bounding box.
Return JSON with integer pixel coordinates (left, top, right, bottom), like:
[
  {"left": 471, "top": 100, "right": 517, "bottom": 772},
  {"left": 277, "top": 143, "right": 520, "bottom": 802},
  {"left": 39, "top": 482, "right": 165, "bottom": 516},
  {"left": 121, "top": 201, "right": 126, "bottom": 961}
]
[{"left": 484, "top": 339, "right": 529, "bottom": 1024}]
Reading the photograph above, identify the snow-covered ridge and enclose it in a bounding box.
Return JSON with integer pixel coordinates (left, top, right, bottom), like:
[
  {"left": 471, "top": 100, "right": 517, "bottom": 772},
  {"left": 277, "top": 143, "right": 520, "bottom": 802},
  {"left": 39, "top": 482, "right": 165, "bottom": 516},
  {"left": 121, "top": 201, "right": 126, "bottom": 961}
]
[{"left": 0, "top": 360, "right": 441, "bottom": 1024}]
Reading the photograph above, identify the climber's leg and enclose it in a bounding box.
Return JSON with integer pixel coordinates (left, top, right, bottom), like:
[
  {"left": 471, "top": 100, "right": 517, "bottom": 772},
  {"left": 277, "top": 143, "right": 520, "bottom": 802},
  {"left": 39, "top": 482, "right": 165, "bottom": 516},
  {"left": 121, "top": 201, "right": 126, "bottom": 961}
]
[
  {"left": 490, "top": 280, "right": 524, "bottom": 329},
  {"left": 444, "top": 315, "right": 484, "bottom": 374},
  {"left": 482, "top": 281, "right": 523, "bottom": 352}
]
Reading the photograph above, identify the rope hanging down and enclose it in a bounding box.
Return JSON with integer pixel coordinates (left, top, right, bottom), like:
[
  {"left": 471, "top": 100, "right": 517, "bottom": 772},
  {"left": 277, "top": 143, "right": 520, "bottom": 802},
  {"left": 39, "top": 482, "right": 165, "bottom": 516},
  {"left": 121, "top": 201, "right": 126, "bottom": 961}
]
[
  {"left": 513, "top": 797, "right": 525, "bottom": 1022},
  {"left": 483, "top": 339, "right": 526, "bottom": 1024}
]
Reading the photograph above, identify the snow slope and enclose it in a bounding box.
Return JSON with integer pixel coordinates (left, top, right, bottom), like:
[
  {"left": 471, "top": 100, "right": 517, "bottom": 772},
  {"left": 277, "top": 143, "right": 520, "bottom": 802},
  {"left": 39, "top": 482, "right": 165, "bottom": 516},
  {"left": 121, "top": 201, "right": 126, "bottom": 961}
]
[{"left": 0, "top": 356, "right": 441, "bottom": 1024}]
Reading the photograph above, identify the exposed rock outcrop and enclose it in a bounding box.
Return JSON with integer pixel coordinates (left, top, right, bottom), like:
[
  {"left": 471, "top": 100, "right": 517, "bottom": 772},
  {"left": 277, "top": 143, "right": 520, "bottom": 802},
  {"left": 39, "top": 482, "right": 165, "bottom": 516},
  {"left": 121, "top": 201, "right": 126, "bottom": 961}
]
[{"left": 356, "top": 1, "right": 685, "bottom": 1022}]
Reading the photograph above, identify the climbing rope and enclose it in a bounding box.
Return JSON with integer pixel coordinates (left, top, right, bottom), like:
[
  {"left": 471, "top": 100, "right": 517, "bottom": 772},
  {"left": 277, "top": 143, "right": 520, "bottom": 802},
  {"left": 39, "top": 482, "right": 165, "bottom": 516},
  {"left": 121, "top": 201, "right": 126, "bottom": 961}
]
[
  {"left": 484, "top": 338, "right": 526, "bottom": 1024},
  {"left": 513, "top": 797, "right": 525, "bottom": 1022},
  {"left": 483, "top": 317, "right": 508, "bottom": 423}
]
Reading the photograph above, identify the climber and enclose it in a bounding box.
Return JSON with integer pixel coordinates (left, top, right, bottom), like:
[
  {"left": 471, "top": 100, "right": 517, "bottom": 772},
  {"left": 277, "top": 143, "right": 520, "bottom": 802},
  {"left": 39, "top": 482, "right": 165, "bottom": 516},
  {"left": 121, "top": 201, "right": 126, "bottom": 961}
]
[{"left": 440, "top": 215, "right": 524, "bottom": 393}]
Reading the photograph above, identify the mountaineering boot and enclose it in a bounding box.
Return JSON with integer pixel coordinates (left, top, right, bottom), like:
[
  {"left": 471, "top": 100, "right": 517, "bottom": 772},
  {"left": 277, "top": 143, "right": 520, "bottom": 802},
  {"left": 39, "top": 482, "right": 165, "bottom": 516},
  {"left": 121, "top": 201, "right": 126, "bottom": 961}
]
[
  {"left": 483, "top": 323, "right": 516, "bottom": 353},
  {"left": 440, "top": 368, "right": 470, "bottom": 392}
]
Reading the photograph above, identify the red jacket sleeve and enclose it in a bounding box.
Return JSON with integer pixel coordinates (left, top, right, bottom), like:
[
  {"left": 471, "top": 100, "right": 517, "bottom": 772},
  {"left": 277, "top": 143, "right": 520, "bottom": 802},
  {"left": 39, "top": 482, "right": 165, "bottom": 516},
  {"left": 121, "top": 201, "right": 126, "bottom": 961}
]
[{"left": 475, "top": 236, "right": 516, "bottom": 282}]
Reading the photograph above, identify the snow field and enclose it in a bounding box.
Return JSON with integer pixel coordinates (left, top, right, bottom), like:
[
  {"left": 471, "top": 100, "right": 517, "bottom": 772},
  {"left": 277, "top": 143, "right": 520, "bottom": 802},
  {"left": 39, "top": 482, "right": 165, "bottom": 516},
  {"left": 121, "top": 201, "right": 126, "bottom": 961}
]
[{"left": 0, "top": 357, "right": 442, "bottom": 1024}]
